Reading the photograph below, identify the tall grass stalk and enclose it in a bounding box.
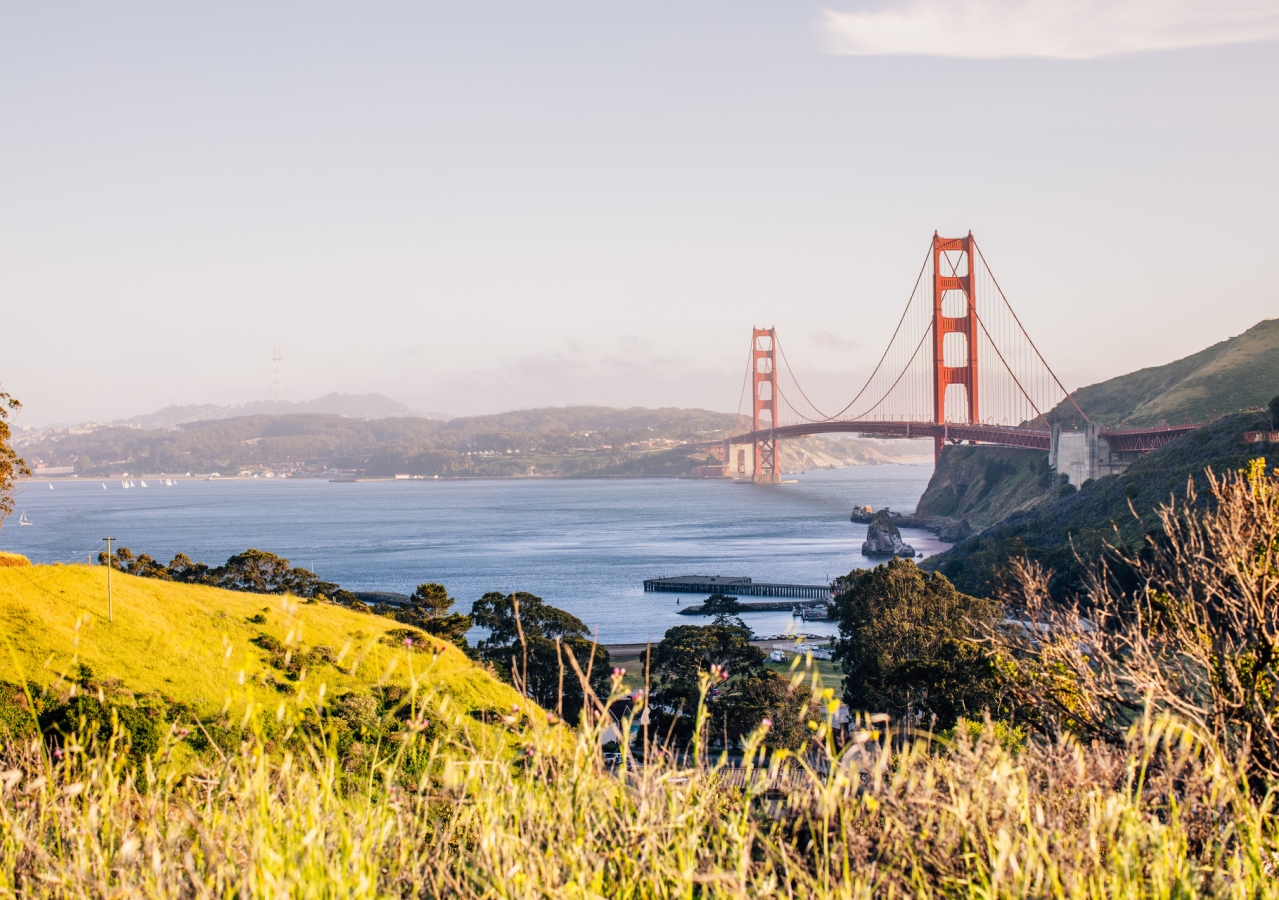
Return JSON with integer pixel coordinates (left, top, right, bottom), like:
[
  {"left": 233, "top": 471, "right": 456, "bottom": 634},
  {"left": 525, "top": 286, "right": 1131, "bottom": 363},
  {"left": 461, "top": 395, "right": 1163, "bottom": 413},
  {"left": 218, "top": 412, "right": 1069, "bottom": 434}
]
[{"left": 1, "top": 660, "right": 1275, "bottom": 898}]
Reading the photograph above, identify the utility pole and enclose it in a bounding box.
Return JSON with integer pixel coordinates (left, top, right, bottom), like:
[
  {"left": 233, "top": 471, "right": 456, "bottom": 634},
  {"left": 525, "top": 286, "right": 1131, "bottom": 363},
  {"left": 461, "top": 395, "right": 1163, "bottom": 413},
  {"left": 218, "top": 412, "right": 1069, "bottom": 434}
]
[{"left": 103, "top": 537, "right": 115, "bottom": 623}]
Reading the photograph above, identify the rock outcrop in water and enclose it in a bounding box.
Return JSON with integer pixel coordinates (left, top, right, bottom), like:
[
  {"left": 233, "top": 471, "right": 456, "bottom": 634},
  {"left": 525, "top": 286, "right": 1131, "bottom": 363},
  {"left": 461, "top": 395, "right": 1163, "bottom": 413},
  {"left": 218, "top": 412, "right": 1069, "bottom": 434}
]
[{"left": 861, "top": 509, "right": 916, "bottom": 558}]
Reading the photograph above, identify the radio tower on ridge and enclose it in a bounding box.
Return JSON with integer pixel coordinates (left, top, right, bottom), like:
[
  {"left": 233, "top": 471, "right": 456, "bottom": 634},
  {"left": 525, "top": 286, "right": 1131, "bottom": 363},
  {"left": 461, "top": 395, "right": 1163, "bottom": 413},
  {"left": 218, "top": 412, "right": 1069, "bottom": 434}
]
[{"left": 272, "top": 347, "right": 283, "bottom": 401}]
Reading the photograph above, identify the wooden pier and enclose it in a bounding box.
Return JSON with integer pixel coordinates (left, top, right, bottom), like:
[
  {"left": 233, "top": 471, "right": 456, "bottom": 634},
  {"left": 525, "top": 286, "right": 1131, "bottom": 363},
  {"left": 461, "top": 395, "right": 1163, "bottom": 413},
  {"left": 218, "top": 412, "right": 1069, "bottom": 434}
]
[{"left": 643, "top": 575, "right": 831, "bottom": 601}]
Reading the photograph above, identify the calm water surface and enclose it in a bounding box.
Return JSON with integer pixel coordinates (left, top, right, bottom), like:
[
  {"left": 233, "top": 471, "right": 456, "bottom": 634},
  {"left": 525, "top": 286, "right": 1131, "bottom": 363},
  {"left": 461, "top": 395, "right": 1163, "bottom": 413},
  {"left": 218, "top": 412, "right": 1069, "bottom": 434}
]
[{"left": 2, "top": 466, "right": 942, "bottom": 643}]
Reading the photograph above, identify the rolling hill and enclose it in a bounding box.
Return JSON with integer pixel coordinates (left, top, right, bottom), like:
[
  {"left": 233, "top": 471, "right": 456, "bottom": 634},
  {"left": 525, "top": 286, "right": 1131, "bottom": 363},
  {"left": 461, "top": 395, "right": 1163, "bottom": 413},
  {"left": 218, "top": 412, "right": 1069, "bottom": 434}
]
[
  {"left": 0, "top": 561, "right": 517, "bottom": 723},
  {"left": 1047, "top": 318, "right": 1279, "bottom": 428}
]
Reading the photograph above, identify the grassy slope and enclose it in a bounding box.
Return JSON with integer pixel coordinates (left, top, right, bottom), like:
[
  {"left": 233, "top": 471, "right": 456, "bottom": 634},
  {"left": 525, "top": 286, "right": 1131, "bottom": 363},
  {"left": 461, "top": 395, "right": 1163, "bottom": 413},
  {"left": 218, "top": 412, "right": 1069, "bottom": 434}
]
[
  {"left": 1047, "top": 318, "right": 1279, "bottom": 428},
  {"left": 923, "top": 409, "right": 1273, "bottom": 599},
  {"left": 914, "top": 446, "right": 1055, "bottom": 528},
  {"left": 0, "top": 564, "right": 518, "bottom": 717}
]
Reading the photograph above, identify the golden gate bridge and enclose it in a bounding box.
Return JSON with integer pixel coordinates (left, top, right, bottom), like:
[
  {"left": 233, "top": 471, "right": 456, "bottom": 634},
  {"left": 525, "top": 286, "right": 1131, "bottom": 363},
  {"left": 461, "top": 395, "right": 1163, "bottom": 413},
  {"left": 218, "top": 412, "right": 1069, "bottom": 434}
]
[{"left": 714, "top": 232, "right": 1196, "bottom": 483}]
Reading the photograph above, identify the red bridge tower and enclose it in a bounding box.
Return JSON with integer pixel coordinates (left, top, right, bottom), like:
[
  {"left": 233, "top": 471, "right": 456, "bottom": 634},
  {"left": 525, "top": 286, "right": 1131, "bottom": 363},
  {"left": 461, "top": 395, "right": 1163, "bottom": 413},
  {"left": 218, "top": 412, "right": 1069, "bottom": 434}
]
[
  {"left": 931, "top": 232, "right": 979, "bottom": 462},
  {"left": 752, "top": 327, "right": 780, "bottom": 483}
]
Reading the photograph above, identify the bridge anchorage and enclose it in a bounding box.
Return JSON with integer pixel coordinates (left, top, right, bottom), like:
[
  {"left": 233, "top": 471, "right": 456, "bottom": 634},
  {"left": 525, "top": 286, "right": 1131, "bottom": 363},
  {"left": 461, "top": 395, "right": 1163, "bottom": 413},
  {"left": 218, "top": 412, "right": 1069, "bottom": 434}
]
[{"left": 712, "top": 232, "right": 1197, "bottom": 486}]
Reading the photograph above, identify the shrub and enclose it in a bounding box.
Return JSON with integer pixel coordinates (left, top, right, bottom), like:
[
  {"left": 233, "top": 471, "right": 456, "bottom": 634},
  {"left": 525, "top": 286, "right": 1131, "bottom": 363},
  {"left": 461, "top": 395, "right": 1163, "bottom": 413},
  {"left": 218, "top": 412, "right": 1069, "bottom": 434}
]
[
  {"left": 995, "top": 458, "right": 1279, "bottom": 784},
  {"left": 0, "top": 551, "right": 29, "bottom": 568}
]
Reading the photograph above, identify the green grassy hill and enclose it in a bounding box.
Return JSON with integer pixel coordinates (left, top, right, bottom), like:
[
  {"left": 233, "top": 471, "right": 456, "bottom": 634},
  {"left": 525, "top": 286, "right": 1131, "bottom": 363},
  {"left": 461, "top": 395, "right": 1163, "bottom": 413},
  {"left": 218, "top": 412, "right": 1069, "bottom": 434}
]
[
  {"left": 923, "top": 409, "right": 1272, "bottom": 600},
  {"left": 1047, "top": 319, "right": 1279, "bottom": 428},
  {"left": 0, "top": 563, "right": 517, "bottom": 721},
  {"left": 915, "top": 446, "right": 1055, "bottom": 528}
]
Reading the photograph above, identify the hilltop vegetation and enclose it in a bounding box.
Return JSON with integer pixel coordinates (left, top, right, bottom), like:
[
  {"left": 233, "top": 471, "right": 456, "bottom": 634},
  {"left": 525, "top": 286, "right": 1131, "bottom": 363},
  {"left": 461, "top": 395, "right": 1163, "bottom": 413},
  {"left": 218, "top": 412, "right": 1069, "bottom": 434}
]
[
  {"left": 924, "top": 408, "right": 1273, "bottom": 599},
  {"left": 1047, "top": 318, "right": 1279, "bottom": 428}
]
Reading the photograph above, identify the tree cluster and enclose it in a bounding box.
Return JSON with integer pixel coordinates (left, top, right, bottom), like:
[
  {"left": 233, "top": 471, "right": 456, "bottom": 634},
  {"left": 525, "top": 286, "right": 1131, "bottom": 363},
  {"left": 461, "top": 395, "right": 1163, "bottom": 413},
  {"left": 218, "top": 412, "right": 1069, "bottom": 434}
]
[
  {"left": 645, "top": 614, "right": 815, "bottom": 751},
  {"left": 469, "top": 591, "right": 610, "bottom": 722},
  {"left": 833, "top": 558, "right": 1006, "bottom": 732},
  {"left": 98, "top": 546, "right": 356, "bottom": 603}
]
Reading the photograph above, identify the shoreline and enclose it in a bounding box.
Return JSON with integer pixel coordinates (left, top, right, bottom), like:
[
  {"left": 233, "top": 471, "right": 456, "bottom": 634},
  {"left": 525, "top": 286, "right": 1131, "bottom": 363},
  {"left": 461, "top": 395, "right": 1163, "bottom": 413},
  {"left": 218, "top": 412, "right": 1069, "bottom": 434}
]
[{"left": 25, "top": 461, "right": 932, "bottom": 485}]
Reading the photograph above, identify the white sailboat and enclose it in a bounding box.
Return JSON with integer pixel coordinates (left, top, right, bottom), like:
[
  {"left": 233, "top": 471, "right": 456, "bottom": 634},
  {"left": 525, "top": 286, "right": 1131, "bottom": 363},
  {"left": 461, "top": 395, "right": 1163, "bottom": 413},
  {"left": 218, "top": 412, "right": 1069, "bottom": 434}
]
[
  {"left": 102, "top": 483, "right": 107, "bottom": 489},
  {"left": 121, "top": 480, "right": 128, "bottom": 489},
  {"left": 18, "top": 512, "right": 32, "bottom": 526},
  {"left": 48, "top": 483, "right": 53, "bottom": 490},
  {"left": 140, "top": 480, "right": 148, "bottom": 488}
]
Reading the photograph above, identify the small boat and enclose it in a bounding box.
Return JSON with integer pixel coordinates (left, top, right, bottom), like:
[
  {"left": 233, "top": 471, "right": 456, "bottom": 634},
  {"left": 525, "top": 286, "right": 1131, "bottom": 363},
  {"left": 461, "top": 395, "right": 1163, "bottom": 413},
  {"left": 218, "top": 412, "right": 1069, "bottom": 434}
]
[
  {"left": 140, "top": 480, "right": 148, "bottom": 488},
  {"left": 102, "top": 483, "right": 107, "bottom": 489},
  {"left": 48, "top": 483, "right": 53, "bottom": 490},
  {"left": 18, "top": 512, "right": 32, "bottom": 526},
  {"left": 121, "top": 480, "right": 128, "bottom": 489}
]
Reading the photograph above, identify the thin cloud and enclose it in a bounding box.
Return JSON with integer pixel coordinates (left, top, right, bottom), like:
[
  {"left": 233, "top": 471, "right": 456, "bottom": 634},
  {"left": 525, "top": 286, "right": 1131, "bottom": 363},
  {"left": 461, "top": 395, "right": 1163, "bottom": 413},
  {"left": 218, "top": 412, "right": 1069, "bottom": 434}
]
[
  {"left": 820, "top": 0, "right": 1279, "bottom": 60},
  {"left": 810, "top": 329, "right": 860, "bottom": 353}
]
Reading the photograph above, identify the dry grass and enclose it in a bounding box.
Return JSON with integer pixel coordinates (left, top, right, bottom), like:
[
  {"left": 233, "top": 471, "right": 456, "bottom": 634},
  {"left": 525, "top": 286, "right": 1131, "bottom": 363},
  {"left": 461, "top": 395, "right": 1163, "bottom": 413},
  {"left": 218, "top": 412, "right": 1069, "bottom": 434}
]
[
  {"left": 0, "top": 553, "right": 28, "bottom": 569},
  {"left": 0, "top": 668, "right": 1274, "bottom": 898}
]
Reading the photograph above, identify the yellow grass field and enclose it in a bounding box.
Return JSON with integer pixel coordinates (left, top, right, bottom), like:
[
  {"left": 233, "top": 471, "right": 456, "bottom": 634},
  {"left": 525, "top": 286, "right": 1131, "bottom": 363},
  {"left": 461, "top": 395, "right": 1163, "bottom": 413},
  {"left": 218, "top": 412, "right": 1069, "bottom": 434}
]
[{"left": 0, "top": 563, "right": 518, "bottom": 719}]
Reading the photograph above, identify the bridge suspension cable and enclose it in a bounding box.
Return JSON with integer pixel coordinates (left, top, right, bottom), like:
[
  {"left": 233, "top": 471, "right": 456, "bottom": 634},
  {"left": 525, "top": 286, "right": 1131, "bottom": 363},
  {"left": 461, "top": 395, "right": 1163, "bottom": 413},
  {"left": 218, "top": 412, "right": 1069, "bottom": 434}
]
[{"left": 749, "top": 232, "right": 1081, "bottom": 433}]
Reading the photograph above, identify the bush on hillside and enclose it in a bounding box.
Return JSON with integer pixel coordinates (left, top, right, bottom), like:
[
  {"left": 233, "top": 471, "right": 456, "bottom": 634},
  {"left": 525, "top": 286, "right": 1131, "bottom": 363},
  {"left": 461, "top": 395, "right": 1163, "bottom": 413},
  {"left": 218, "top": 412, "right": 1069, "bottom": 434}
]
[
  {"left": 994, "top": 458, "right": 1279, "bottom": 783},
  {"left": 377, "top": 582, "right": 473, "bottom": 650},
  {"left": 0, "top": 551, "right": 29, "bottom": 567}
]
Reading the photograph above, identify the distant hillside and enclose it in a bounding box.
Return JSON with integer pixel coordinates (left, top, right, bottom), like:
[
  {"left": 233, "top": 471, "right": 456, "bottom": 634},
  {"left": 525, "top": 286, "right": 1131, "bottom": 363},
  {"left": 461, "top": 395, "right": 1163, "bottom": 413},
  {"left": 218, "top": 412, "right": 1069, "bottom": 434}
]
[
  {"left": 121, "top": 392, "right": 425, "bottom": 431},
  {"left": 16, "top": 406, "right": 734, "bottom": 478},
  {"left": 1048, "top": 319, "right": 1279, "bottom": 428},
  {"left": 923, "top": 409, "right": 1272, "bottom": 600},
  {"left": 18, "top": 405, "right": 930, "bottom": 479}
]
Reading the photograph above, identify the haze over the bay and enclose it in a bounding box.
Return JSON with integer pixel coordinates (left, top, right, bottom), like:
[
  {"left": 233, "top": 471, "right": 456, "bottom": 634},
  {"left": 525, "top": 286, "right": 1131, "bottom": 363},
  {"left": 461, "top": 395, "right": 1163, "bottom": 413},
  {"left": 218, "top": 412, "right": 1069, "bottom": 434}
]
[{"left": 2, "top": 2, "right": 1276, "bottom": 426}]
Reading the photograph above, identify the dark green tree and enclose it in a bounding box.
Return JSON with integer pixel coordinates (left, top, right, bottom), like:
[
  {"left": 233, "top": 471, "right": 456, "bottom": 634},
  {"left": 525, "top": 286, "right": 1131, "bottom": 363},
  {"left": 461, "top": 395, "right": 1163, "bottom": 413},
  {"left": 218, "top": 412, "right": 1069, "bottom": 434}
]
[
  {"left": 646, "top": 615, "right": 809, "bottom": 749},
  {"left": 384, "top": 583, "right": 473, "bottom": 649},
  {"left": 700, "top": 593, "right": 741, "bottom": 615},
  {"left": 470, "top": 591, "right": 610, "bottom": 721},
  {"left": 1270, "top": 394, "right": 1279, "bottom": 429},
  {"left": 0, "top": 389, "right": 29, "bottom": 526},
  {"left": 833, "top": 557, "right": 1004, "bottom": 731}
]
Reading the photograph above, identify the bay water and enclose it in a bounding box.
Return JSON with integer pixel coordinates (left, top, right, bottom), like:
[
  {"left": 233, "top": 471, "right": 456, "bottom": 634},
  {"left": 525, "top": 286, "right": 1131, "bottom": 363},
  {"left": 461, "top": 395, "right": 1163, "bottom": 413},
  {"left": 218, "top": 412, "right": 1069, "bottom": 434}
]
[{"left": 2, "top": 466, "right": 941, "bottom": 644}]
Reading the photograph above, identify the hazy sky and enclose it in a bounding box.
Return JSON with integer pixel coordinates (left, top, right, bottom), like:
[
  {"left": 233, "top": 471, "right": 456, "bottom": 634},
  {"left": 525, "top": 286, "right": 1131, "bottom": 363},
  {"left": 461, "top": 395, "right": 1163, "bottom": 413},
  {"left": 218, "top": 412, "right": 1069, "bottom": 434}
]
[{"left": 3, "top": 1, "right": 1277, "bottom": 425}]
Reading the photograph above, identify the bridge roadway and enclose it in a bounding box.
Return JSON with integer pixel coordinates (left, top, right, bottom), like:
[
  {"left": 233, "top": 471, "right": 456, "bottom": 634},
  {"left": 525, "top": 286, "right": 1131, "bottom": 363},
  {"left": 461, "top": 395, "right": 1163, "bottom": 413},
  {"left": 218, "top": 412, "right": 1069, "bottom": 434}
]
[{"left": 716, "top": 421, "right": 1199, "bottom": 455}]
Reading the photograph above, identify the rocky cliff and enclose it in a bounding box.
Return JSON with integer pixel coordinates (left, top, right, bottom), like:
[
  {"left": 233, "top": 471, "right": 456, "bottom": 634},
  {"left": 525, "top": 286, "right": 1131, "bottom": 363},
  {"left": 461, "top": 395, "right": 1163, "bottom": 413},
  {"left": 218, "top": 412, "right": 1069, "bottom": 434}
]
[{"left": 915, "top": 445, "right": 1056, "bottom": 530}]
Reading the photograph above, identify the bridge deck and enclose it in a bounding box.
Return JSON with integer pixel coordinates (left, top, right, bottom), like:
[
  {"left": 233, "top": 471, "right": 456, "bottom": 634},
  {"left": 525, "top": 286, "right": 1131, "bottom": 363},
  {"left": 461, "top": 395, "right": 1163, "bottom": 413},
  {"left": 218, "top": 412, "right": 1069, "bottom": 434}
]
[{"left": 711, "top": 421, "right": 1199, "bottom": 454}]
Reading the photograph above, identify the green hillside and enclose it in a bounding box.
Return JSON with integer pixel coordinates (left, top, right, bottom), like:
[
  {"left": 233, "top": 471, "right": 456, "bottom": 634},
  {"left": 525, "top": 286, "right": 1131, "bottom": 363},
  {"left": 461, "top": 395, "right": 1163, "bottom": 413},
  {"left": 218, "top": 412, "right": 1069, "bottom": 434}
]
[
  {"left": 924, "top": 409, "right": 1272, "bottom": 600},
  {"left": 915, "top": 445, "right": 1055, "bottom": 529},
  {"left": 1047, "top": 318, "right": 1279, "bottom": 428},
  {"left": 0, "top": 563, "right": 517, "bottom": 722}
]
